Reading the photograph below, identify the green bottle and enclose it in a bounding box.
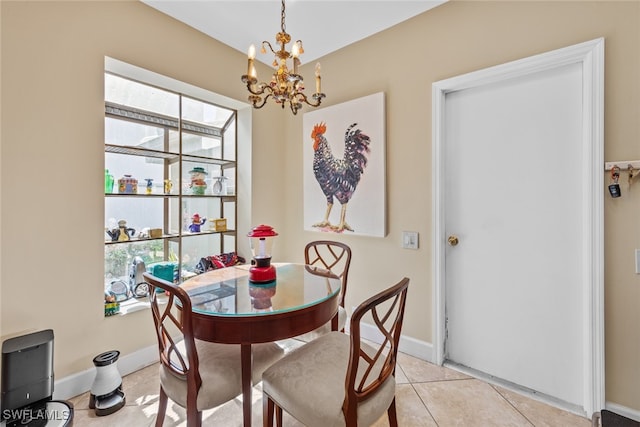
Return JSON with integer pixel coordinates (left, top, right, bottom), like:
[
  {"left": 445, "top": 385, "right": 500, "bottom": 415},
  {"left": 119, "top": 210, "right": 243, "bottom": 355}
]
[{"left": 105, "top": 169, "right": 114, "bottom": 193}]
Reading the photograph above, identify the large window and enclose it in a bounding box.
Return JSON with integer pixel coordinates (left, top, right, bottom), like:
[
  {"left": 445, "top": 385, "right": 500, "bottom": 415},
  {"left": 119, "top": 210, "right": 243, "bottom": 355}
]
[{"left": 104, "top": 70, "right": 237, "bottom": 312}]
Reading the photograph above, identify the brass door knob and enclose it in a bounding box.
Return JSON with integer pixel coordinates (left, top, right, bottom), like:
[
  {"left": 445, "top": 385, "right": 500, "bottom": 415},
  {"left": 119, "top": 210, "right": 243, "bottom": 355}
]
[{"left": 447, "top": 235, "right": 459, "bottom": 246}]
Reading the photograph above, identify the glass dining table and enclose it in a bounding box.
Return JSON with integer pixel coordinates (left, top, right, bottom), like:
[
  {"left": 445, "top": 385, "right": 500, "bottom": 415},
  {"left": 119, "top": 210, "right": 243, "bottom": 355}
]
[{"left": 178, "top": 262, "right": 342, "bottom": 427}]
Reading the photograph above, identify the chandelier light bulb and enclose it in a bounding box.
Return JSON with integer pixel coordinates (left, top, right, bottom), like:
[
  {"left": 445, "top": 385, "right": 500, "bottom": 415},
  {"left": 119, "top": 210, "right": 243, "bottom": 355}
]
[
  {"left": 247, "top": 44, "right": 256, "bottom": 79},
  {"left": 315, "top": 63, "right": 322, "bottom": 94}
]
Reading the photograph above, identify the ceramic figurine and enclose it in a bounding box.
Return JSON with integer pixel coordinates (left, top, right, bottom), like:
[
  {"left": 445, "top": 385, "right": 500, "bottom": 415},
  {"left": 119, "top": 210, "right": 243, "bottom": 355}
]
[
  {"left": 164, "top": 179, "right": 173, "bottom": 194},
  {"left": 145, "top": 178, "right": 153, "bottom": 195},
  {"left": 189, "top": 167, "right": 208, "bottom": 195},
  {"left": 118, "top": 174, "right": 138, "bottom": 194},
  {"left": 188, "top": 213, "right": 206, "bottom": 233}
]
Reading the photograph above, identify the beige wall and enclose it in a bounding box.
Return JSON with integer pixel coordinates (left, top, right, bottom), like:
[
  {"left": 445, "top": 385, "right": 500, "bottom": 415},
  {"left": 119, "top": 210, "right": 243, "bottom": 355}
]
[
  {"left": 278, "top": 0, "right": 639, "bottom": 411},
  {"left": 0, "top": 0, "right": 284, "bottom": 378},
  {"left": 1, "top": 0, "right": 638, "bottom": 412}
]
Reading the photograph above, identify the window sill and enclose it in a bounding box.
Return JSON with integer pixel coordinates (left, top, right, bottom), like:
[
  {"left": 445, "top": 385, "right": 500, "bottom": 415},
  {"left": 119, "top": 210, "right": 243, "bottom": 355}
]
[{"left": 105, "top": 296, "right": 156, "bottom": 317}]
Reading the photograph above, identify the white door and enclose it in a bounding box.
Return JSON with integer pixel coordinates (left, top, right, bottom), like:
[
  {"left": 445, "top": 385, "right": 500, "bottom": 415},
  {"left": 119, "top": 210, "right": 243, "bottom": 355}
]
[{"left": 432, "top": 39, "right": 604, "bottom": 415}]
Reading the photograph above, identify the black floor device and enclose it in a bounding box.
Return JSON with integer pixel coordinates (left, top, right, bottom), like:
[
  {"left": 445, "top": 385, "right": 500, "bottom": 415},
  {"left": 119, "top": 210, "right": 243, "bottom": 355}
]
[
  {"left": 1, "top": 329, "right": 73, "bottom": 426},
  {"left": 601, "top": 410, "right": 640, "bottom": 427}
]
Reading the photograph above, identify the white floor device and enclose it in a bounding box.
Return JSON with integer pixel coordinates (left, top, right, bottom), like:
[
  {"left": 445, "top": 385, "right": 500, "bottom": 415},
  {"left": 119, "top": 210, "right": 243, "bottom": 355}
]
[{"left": 89, "top": 350, "right": 125, "bottom": 416}]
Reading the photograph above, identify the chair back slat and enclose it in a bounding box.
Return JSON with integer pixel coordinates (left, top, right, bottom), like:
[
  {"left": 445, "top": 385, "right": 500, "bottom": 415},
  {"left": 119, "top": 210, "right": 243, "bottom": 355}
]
[
  {"left": 152, "top": 293, "right": 190, "bottom": 376},
  {"left": 144, "top": 272, "right": 202, "bottom": 394},
  {"left": 305, "top": 241, "right": 352, "bottom": 306},
  {"left": 343, "top": 277, "right": 409, "bottom": 423}
]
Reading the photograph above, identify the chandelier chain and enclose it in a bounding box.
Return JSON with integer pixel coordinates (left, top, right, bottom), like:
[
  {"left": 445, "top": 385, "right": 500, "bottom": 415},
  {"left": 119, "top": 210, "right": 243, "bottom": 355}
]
[{"left": 281, "top": 0, "right": 286, "bottom": 33}]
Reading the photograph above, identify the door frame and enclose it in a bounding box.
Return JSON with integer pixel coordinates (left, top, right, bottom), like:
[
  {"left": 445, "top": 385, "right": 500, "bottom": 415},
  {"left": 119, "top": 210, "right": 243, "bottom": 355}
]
[{"left": 431, "top": 38, "right": 604, "bottom": 415}]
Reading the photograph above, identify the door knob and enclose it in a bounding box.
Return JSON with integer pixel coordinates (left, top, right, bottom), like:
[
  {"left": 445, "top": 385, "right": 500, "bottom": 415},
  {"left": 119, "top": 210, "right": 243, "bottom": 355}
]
[{"left": 447, "top": 235, "right": 459, "bottom": 246}]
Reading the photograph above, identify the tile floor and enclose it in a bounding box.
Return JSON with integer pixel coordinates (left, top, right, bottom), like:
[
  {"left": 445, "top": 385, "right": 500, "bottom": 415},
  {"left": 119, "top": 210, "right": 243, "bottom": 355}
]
[{"left": 69, "top": 339, "right": 593, "bottom": 426}]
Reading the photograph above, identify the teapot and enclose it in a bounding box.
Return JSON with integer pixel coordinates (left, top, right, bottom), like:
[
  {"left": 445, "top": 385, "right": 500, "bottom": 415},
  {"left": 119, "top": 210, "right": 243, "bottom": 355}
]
[{"left": 106, "top": 220, "right": 136, "bottom": 242}]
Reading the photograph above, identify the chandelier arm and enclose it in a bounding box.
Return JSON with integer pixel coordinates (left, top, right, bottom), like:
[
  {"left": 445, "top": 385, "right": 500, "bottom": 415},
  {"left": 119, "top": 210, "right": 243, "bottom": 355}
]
[
  {"left": 295, "top": 91, "right": 323, "bottom": 108},
  {"left": 245, "top": 79, "right": 273, "bottom": 97},
  {"left": 244, "top": 81, "right": 262, "bottom": 96},
  {"left": 261, "top": 41, "right": 277, "bottom": 56},
  {"left": 251, "top": 93, "right": 273, "bottom": 109}
]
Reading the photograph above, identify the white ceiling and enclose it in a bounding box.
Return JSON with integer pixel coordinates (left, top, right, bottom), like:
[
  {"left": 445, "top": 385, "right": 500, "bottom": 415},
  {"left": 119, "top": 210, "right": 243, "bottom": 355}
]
[{"left": 142, "top": 1, "right": 446, "bottom": 65}]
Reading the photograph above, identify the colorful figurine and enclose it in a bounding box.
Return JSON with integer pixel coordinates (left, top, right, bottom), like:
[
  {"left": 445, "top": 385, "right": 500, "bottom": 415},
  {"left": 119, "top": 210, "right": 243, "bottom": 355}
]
[
  {"left": 188, "top": 213, "right": 206, "bottom": 233},
  {"left": 189, "top": 167, "right": 208, "bottom": 195},
  {"left": 118, "top": 174, "right": 138, "bottom": 194},
  {"left": 145, "top": 178, "right": 153, "bottom": 195},
  {"left": 164, "top": 179, "right": 173, "bottom": 194}
]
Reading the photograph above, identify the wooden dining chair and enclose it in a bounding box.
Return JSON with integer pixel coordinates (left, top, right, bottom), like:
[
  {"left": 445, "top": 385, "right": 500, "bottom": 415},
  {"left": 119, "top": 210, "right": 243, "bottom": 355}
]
[
  {"left": 297, "top": 240, "right": 352, "bottom": 341},
  {"left": 143, "top": 272, "right": 284, "bottom": 427},
  {"left": 262, "top": 277, "right": 410, "bottom": 427}
]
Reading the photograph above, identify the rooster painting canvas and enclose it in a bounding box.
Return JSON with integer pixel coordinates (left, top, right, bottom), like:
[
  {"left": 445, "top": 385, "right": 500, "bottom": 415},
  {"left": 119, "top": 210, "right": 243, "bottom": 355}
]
[
  {"left": 303, "top": 92, "right": 386, "bottom": 237},
  {"left": 311, "top": 122, "right": 370, "bottom": 232}
]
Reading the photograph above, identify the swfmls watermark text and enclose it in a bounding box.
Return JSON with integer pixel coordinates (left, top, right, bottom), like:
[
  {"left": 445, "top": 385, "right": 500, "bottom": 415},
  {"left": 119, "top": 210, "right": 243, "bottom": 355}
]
[{"left": 2, "top": 408, "right": 72, "bottom": 423}]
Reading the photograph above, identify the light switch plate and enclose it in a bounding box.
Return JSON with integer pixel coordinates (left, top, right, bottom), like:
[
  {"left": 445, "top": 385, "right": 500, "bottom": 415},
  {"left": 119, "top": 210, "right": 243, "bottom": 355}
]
[
  {"left": 635, "top": 249, "right": 640, "bottom": 274},
  {"left": 402, "top": 231, "right": 419, "bottom": 250}
]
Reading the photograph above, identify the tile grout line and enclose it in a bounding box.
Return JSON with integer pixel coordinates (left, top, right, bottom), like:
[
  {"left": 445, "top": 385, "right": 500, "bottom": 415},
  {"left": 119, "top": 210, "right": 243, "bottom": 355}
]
[
  {"left": 396, "top": 360, "right": 440, "bottom": 426},
  {"left": 490, "top": 383, "right": 536, "bottom": 426},
  {"left": 408, "top": 381, "right": 440, "bottom": 427}
]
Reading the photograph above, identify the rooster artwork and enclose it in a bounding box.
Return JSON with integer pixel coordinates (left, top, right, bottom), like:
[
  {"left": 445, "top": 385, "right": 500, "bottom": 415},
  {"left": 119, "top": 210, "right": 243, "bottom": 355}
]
[{"left": 310, "top": 122, "right": 371, "bottom": 232}]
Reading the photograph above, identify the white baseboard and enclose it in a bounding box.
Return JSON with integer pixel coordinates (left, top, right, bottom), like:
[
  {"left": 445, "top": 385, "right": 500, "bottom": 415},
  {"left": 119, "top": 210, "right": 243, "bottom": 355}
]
[
  {"left": 604, "top": 402, "right": 640, "bottom": 422},
  {"left": 53, "top": 344, "right": 159, "bottom": 401},
  {"left": 52, "top": 320, "right": 433, "bottom": 402},
  {"left": 355, "top": 321, "right": 433, "bottom": 363}
]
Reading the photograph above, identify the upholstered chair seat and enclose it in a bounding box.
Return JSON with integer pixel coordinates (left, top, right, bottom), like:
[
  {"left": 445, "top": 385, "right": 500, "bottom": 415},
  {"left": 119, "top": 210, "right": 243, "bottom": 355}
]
[
  {"left": 263, "top": 332, "right": 394, "bottom": 427},
  {"left": 159, "top": 340, "right": 283, "bottom": 411}
]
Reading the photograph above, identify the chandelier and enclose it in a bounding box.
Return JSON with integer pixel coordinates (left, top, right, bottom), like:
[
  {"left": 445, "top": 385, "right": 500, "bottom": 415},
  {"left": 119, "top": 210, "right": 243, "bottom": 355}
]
[{"left": 241, "top": 0, "right": 325, "bottom": 115}]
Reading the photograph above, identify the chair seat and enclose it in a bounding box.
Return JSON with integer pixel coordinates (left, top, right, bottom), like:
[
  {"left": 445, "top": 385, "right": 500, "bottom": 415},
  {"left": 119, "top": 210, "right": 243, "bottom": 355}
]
[
  {"left": 161, "top": 340, "right": 284, "bottom": 411},
  {"left": 263, "top": 332, "right": 395, "bottom": 427},
  {"left": 295, "top": 306, "right": 347, "bottom": 342}
]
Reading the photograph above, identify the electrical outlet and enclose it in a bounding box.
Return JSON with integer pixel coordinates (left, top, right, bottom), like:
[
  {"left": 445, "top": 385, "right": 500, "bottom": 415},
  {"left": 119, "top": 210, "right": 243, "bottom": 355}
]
[
  {"left": 402, "top": 231, "right": 419, "bottom": 250},
  {"left": 635, "top": 249, "right": 640, "bottom": 274}
]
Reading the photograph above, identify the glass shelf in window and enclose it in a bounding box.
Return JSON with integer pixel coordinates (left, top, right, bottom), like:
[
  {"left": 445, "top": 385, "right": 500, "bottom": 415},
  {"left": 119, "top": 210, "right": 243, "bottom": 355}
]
[
  {"left": 105, "top": 144, "right": 179, "bottom": 162},
  {"left": 106, "top": 151, "right": 178, "bottom": 196},
  {"left": 105, "top": 196, "right": 179, "bottom": 241},
  {"left": 104, "top": 234, "right": 180, "bottom": 245},
  {"left": 105, "top": 115, "right": 180, "bottom": 155}
]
